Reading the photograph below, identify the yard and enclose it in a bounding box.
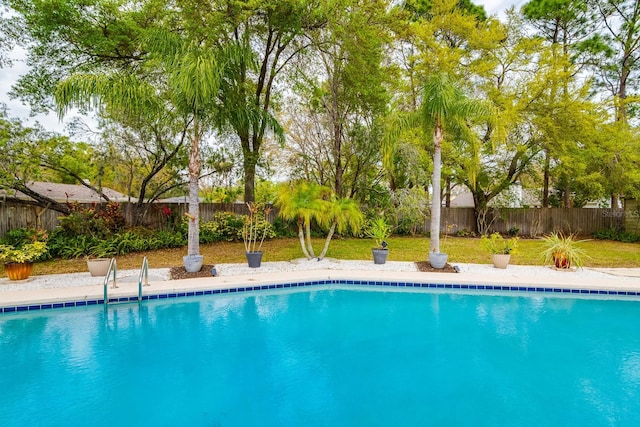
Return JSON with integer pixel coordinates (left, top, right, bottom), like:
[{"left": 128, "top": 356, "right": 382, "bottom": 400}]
[{"left": 25, "top": 236, "right": 640, "bottom": 276}]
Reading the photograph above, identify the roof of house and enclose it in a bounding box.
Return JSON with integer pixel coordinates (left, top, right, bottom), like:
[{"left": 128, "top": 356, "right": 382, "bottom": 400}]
[
  {"left": 0, "top": 181, "right": 133, "bottom": 203},
  {"left": 155, "top": 196, "right": 206, "bottom": 203},
  {"left": 449, "top": 189, "right": 543, "bottom": 208},
  {"left": 449, "top": 191, "right": 475, "bottom": 208}
]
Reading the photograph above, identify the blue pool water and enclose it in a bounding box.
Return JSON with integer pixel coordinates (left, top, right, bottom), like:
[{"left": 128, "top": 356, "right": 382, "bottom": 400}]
[{"left": 1, "top": 287, "right": 640, "bottom": 426}]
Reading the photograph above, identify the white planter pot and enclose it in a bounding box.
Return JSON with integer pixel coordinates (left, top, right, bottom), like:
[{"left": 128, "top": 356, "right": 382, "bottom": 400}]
[
  {"left": 429, "top": 252, "right": 448, "bottom": 269},
  {"left": 87, "top": 258, "right": 111, "bottom": 277},
  {"left": 491, "top": 254, "right": 511, "bottom": 269},
  {"left": 183, "top": 255, "right": 204, "bottom": 273}
]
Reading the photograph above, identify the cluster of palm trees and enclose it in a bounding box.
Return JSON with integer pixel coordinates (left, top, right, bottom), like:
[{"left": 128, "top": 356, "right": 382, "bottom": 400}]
[{"left": 276, "top": 181, "right": 363, "bottom": 260}]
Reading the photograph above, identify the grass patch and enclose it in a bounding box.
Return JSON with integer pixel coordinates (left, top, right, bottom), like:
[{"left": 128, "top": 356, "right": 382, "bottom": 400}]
[{"left": 16, "top": 236, "right": 640, "bottom": 277}]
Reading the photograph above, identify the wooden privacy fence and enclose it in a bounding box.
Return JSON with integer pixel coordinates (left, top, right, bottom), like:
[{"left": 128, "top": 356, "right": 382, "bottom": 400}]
[
  {"left": 121, "top": 202, "right": 279, "bottom": 230},
  {"left": 428, "top": 208, "right": 626, "bottom": 236},
  {"left": 0, "top": 201, "right": 278, "bottom": 237},
  {"left": 0, "top": 199, "right": 628, "bottom": 238}
]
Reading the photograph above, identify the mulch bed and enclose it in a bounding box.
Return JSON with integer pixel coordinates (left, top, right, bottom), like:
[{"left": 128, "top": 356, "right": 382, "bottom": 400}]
[
  {"left": 169, "top": 264, "right": 217, "bottom": 280},
  {"left": 415, "top": 261, "right": 459, "bottom": 273}
]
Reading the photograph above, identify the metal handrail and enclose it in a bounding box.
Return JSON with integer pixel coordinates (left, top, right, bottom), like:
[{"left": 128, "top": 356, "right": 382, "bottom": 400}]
[
  {"left": 137, "top": 256, "right": 150, "bottom": 301},
  {"left": 103, "top": 257, "right": 117, "bottom": 304}
]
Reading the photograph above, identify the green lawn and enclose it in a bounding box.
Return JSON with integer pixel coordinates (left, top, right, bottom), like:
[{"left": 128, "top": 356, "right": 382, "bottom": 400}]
[{"left": 25, "top": 236, "right": 640, "bottom": 276}]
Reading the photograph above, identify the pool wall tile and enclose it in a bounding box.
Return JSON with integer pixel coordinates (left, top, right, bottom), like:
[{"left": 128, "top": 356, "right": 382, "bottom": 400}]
[{"left": 2, "top": 276, "right": 639, "bottom": 314}]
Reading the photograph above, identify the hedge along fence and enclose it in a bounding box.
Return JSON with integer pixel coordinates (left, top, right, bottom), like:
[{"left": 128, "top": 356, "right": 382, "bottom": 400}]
[
  {"left": 122, "top": 202, "right": 279, "bottom": 231},
  {"left": 425, "top": 207, "right": 626, "bottom": 237},
  {"left": 0, "top": 200, "right": 279, "bottom": 238},
  {"left": 625, "top": 199, "right": 640, "bottom": 234},
  {"left": 0, "top": 199, "right": 627, "bottom": 238}
]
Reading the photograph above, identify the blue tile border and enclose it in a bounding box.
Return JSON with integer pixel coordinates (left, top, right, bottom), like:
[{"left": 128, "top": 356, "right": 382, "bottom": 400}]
[{"left": 2, "top": 278, "right": 639, "bottom": 314}]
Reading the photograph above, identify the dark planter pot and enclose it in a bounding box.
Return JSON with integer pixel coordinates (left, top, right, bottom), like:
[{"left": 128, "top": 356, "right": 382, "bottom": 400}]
[
  {"left": 372, "top": 248, "right": 389, "bottom": 265},
  {"left": 183, "top": 255, "right": 204, "bottom": 273},
  {"left": 246, "top": 251, "right": 263, "bottom": 268},
  {"left": 429, "top": 252, "right": 448, "bottom": 269},
  {"left": 4, "top": 262, "right": 34, "bottom": 280}
]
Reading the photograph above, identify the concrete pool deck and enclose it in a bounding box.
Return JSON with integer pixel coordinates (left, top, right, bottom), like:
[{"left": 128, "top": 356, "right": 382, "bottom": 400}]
[{"left": 1, "top": 261, "right": 640, "bottom": 311}]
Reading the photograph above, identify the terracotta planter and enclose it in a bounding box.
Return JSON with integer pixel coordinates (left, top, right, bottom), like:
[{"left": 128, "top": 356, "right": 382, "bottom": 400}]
[
  {"left": 87, "top": 258, "right": 111, "bottom": 277},
  {"left": 554, "top": 256, "right": 570, "bottom": 269},
  {"left": 4, "top": 262, "right": 34, "bottom": 280},
  {"left": 491, "top": 254, "right": 511, "bottom": 269}
]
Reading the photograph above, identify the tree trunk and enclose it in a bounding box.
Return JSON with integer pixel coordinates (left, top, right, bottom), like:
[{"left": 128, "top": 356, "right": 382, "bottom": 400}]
[
  {"left": 563, "top": 180, "right": 571, "bottom": 207},
  {"left": 542, "top": 149, "right": 550, "bottom": 207},
  {"left": 445, "top": 176, "right": 451, "bottom": 207},
  {"left": 297, "top": 219, "right": 311, "bottom": 259},
  {"left": 9, "top": 184, "right": 71, "bottom": 215},
  {"left": 430, "top": 125, "right": 443, "bottom": 253},
  {"left": 332, "top": 93, "right": 344, "bottom": 198},
  {"left": 243, "top": 147, "right": 258, "bottom": 203},
  {"left": 318, "top": 222, "right": 337, "bottom": 259},
  {"left": 305, "top": 220, "right": 315, "bottom": 258},
  {"left": 187, "top": 123, "right": 201, "bottom": 257},
  {"left": 611, "top": 193, "right": 620, "bottom": 208}
]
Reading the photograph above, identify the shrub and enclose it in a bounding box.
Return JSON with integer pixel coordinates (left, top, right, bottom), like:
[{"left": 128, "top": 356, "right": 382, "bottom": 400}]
[
  {"left": 481, "top": 232, "right": 518, "bottom": 255},
  {"left": 0, "top": 241, "right": 48, "bottom": 263},
  {"left": 0, "top": 228, "right": 50, "bottom": 260},
  {"left": 58, "top": 202, "right": 125, "bottom": 238},
  {"left": 47, "top": 232, "right": 100, "bottom": 259},
  {"left": 455, "top": 229, "right": 476, "bottom": 238},
  {"left": 1, "top": 228, "right": 49, "bottom": 247},
  {"left": 198, "top": 212, "right": 245, "bottom": 243},
  {"left": 593, "top": 228, "right": 640, "bottom": 243}
]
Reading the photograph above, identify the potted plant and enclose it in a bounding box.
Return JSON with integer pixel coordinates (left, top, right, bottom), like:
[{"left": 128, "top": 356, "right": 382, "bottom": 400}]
[
  {"left": 0, "top": 241, "right": 48, "bottom": 280},
  {"left": 242, "top": 203, "right": 272, "bottom": 268},
  {"left": 429, "top": 223, "right": 455, "bottom": 269},
  {"left": 366, "top": 218, "right": 391, "bottom": 264},
  {"left": 481, "top": 232, "right": 518, "bottom": 269},
  {"left": 85, "top": 256, "right": 111, "bottom": 277},
  {"left": 541, "top": 231, "right": 588, "bottom": 269}
]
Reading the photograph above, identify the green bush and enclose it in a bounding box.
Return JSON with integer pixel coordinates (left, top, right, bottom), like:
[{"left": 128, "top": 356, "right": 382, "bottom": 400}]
[
  {"left": 58, "top": 202, "right": 125, "bottom": 238},
  {"left": 0, "top": 228, "right": 50, "bottom": 261},
  {"left": 199, "top": 212, "right": 245, "bottom": 243},
  {"left": 271, "top": 217, "right": 297, "bottom": 238},
  {"left": 593, "top": 228, "right": 640, "bottom": 243},
  {"left": 2, "top": 208, "right": 280, "bottom": 260},
  {"left": 45, "top": 231, "right": 99, "bottom": 259},
  {"left": 1, "top": 228, "right": 48, "bottom": 247}
]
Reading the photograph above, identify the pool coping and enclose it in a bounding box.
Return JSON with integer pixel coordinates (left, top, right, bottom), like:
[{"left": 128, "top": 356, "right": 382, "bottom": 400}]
[{"left": 1, "top": 268, "right": 640, "bottom": 313}]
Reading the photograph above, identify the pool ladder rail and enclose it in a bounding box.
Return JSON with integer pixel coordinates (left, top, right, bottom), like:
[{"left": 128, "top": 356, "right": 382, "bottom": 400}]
[{"left": 103, "top": 257, "right": 151, "bottom": 304}]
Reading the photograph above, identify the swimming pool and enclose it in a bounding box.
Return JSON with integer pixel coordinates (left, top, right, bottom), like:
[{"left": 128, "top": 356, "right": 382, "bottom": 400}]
[{"left": 1, "top": 286, "right": 639, "bottom": 426}]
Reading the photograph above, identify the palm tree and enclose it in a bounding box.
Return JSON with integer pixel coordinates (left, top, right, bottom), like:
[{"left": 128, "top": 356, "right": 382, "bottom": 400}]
[
  {"left": 317, "top": 196, "right": 363, "bottom": 259},
  {"left": 276, "top": 181, "right": 363, "bottom": 260},
  {"left": 55, "top": 36, "right": 235, "bottom": 269},
  {"left": 420, "top": 73, "right": 494, "bottom": 253},
  {"left": 419, "top": 73, "right": 494, "bottom": 253},
  {"left": 152, "top": 39, "right": 227, "bottom": 264},
  {"left": 384, "top": 72, "right": 494, "bottom": 255}
]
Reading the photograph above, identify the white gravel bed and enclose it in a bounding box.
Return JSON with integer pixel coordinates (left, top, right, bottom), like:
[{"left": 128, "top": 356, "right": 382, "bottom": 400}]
[
  {"left": 0, "top": 259, "right": 635, "bottom": 292},
  {"left": 0, "top": 269, "right": 171, "bottom": 292}
]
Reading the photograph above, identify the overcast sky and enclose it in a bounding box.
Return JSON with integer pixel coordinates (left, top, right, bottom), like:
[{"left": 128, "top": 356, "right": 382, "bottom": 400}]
[{"left": 0, "top": 0, "right": 521, "bottom": 134}]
